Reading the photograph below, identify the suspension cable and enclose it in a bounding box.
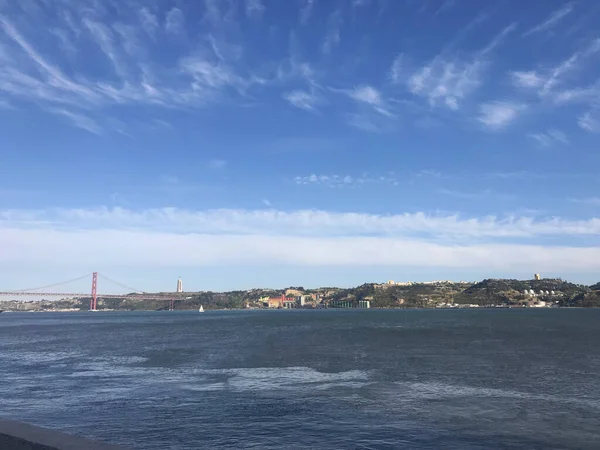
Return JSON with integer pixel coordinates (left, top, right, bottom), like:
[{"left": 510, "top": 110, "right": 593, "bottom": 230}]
[
  {"left": 98, "top": 273, "right": 145, "bottom": 294},
  {"left": 10, "top": 273, "right": 93, "bottom": 293}
]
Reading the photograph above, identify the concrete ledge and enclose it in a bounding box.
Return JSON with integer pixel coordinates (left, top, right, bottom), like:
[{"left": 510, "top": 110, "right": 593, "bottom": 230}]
[{"left": 0, "top": 419, "right": 124, "bottom": 450}]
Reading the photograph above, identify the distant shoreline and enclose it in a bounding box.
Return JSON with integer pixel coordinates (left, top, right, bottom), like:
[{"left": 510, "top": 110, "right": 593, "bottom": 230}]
[{"left": 1, "top": 306, "right": 592, "bottom": 313}]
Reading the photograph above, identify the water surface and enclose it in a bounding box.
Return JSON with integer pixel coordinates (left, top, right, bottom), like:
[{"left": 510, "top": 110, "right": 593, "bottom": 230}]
[{"left": 1, "top": 309, "right": 598, "bottom": 449}]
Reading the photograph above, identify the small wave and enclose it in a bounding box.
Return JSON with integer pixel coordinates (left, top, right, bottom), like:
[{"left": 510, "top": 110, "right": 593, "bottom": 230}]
[
  {"left": 0, "top": 350, "right": 84, "bottom": 365},
  {"left": 392, "top": 381, "right": 600, "bottom": 409},
  {"left": 185, "top": 367, "right": 372, "bottom": 392}
]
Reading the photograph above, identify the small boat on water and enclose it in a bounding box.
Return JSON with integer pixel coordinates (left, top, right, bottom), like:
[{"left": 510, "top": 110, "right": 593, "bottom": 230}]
[{"left": 199, "top": 305, "right": 204, "bottom": 313}]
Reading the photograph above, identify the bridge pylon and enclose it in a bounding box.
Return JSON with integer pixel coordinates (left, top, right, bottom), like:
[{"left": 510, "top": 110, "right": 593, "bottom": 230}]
[{"left": 90, "top": 272, "right": 98, "bottom": 311}]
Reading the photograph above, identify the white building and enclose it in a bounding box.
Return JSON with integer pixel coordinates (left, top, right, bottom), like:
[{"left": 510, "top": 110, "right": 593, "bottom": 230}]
[{"left": 177, "top": 277, "right": 183, "bottom": 293}]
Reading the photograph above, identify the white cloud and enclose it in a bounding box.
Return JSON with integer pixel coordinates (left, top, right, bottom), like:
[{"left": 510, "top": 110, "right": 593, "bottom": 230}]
[
  {"left": 299, "top": 0, "right": 315, "bottom": 25},
  {"left": 510, "top": 71, "right": 544, "bottom": 89},
  {"left": 478, "top": 101, "right": 525, "bottom": 130},
  {"left": 528, "top": 129, "right": 570, "bottom": 147},
  {"left": 5, "top": 227, "right": 600, "bottom": 272},
  {"left": 179, "top": 56, "right": 246, "bottom": 92},
  {"left": 523, "top": 2, "right": 574, "bottom": 37},
  {"left": 407, "top": 56, "right": 485, "bottom": 110},
  {"left": 262, "top": 198, "right": 272, "bottom": 207},
  {"left": 403, "top": 23, "right": 516, "bottom": 111},
  {"left": 389, "top": 54, "right": 404, "bottom": 83},
  {"left": 294, "top": 174, "right": 397, "bottom": 187},
  {"left": 578, "top": 110, "right": 600, "bottom": 133},
  {"left": 138, "top": 8, "right": 159, "bottom": 37},
  {"left": 245, "top": 0, "right": 265, "bottom": 20},
  {"left": 340, "top": 85, "right": 393, "bottom": 117},
  {"left": 283, "top": 90, "right": 321, "bottom": 112},
  {"left": 349, "top": 85, "right": 381, "bottom": 105},
  {"left": 554, "top": 82, "right": 600, "bottom": 105},
  {"left": 4, "top": 207, "right": 600, "bottom": 271},
  {"left": 165, "top": 8, "right": 185, "bottom": 35},
  {"left": 356, "top": 86, "right": 392, "bottom": 114}
]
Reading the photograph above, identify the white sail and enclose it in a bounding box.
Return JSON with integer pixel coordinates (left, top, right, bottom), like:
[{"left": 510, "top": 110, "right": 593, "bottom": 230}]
[{"left": 199, "top": 305, "right": 204, "bottom": 312}]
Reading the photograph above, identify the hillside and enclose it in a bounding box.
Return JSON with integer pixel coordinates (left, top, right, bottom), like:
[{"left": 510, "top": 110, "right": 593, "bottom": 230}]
[
  {"left": 454, "top": 278, "right": 589, "bottom": 306},
  {"left": 566, "top": 291, "right": 600, "bottom": 307},
  {"left": 325, "top": 282, "right": 472, "bottom": 308}
]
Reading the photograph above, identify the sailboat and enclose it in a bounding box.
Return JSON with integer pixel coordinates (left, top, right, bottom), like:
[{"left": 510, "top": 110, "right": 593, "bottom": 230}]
[{"left": 199, "top": 305, "right": 204, "bottom": 313}]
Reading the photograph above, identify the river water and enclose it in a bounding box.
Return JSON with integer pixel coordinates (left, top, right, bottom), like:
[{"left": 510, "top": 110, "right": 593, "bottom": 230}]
[{"left": 0, "top": 309, "right": 599, "bottom": 449}]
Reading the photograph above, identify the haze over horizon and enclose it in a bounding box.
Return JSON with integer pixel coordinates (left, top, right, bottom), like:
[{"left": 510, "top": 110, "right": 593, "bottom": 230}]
[{"left": 1, "top": 0, "right": 600, "bottom": 292}]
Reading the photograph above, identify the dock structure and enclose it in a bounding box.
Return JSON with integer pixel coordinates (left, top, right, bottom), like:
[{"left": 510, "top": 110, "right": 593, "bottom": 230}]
[
  {"left": 329, "top": 300, "right": 371, "bottom": 308},
  {"left": 0, "top": 419, "right": 124, "bottom": 450}
]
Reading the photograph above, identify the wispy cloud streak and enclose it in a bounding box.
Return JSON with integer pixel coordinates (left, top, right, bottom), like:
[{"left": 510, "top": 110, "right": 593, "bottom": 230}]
[
  {"left": 528, "top": 129, "right": 570, "bottom": 147},
  {"left": 5, "top": 207, "right": 600, "bottom": 239},
  {"left": 510, "top": 38, "right": 600, "bottom": 102},
  {"left": 403, "top": 23, "right": 517, "bottom": 110},
  {"left": 523, "top": 2, "right": 574, "bottom": 37}
]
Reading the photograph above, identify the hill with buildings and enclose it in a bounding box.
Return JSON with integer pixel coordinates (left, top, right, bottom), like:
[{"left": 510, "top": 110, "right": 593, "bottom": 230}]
[{"left": 324, "top": 282, "right": 473, "bottom": 308}]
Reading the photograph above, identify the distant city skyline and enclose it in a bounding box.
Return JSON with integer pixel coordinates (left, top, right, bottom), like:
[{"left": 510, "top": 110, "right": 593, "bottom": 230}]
[{"left": 1, "top": 0, "right": 600, "bottom": 291}]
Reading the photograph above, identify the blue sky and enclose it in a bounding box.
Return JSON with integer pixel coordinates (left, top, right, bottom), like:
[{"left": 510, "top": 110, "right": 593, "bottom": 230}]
[{"left": 1, "top": 0, "right": 600, "bottom": 293}]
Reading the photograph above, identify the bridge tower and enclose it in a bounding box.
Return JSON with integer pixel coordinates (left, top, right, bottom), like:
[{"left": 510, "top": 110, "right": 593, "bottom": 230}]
[{"left": 90, "top": 272, "right": 98, "bottom": 311}]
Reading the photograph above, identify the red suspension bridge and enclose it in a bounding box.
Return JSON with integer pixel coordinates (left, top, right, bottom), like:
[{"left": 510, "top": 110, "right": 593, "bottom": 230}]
[{"left": 0, "top": 273, "right": 190, "bottom": 311}]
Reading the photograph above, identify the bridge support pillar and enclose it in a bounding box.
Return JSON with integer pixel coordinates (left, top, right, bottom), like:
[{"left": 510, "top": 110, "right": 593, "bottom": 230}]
[{"left": 91, "top": 272, "right": 98, "bottom": 311}]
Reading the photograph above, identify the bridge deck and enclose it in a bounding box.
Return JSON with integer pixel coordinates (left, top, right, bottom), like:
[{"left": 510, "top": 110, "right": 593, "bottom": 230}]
[{"left": 0, "top": 292, "right": 191, "bottom": 300}]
